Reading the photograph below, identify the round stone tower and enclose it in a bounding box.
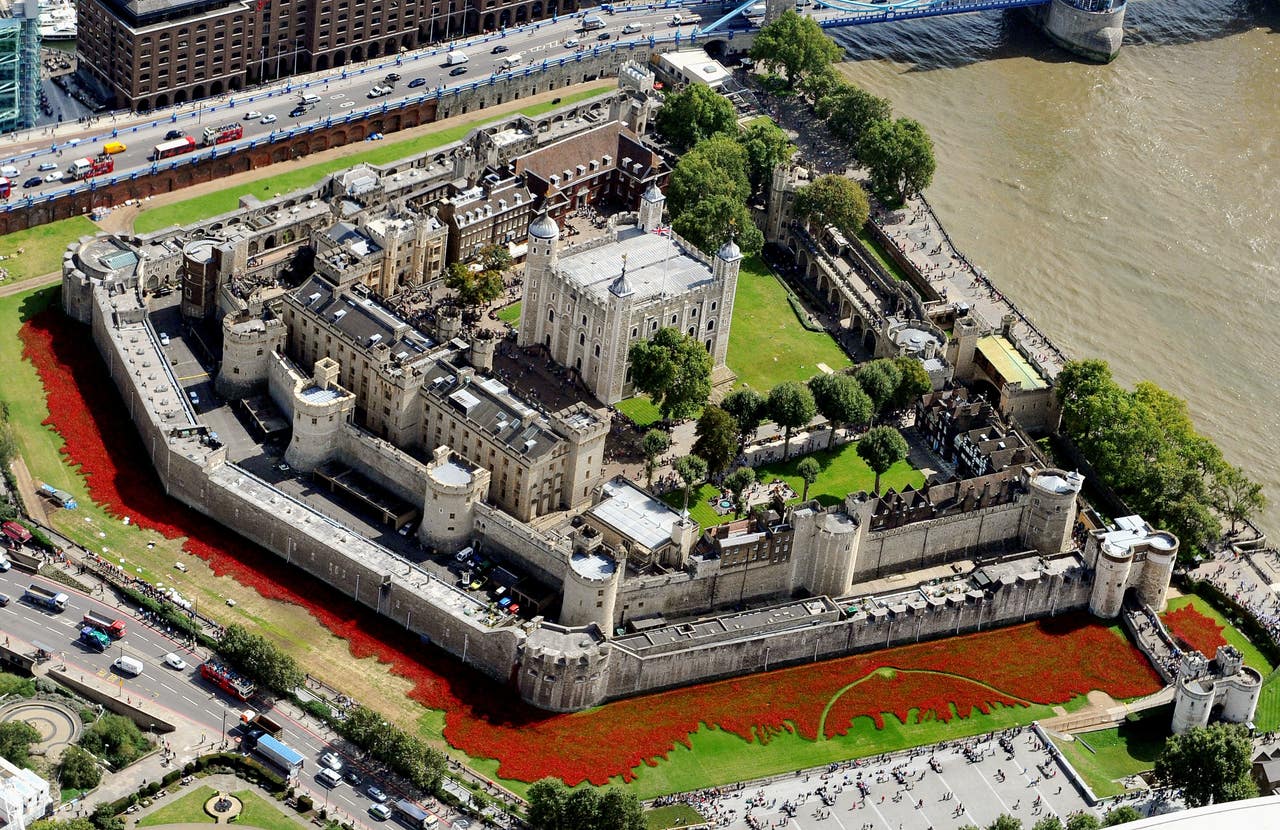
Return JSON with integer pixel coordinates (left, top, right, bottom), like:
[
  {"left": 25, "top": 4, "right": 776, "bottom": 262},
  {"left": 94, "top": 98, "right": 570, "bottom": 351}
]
[
  {"left": 216, "top": 313, "right": 287, "bottom": 399},
  {"left": 1022, "top": 468, "right": 1084, "bottom": 555},
  {"left": 418, "top": 445, "right": 490, "bottom": 552},
  {"left": 1136, "top": 530, "right": 1178, "bottom": 612},
  {"left": 1088, "top": 535, "right": 1132, "bottom": 619},
  {"left": 283, "top": 357, "right": 355, "bottom": 473},
  {"left": 436, "top": 304, "right": 463, "bottom": 342},
  {"left": 560, "top": 551, "right": 621, "bottom": 633},
  {"left": 517, "top": 210, "right": 560, "bottom": 348},
  {"left": 792, "top": 502, "right": 862, "bottom": 598},
  {"left": 516, "top": 626, "right": 611, "bottom": 712},
  {"left": 468, "top": 330, "right": 497, "bottom": 372},
  {"left": 180, "top": 239, "right": 219, "bottom": 320},
  {"left": 1171, "top": 651, "right": 1214, "bottom": 735},
  {"left": 1036, "top": 0, "right": 1126, "bottom": 63}
]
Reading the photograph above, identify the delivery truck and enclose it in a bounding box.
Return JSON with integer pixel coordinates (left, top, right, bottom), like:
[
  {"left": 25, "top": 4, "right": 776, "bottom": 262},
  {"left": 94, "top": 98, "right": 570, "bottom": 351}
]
[
  {"left": 78, "top": 626, "right": 110, "bottom": 652},
  {"left": 82, "top": 610, "right": 126, "bottom": 639},
  {"left": 251, "top": 733, "right": 304, "bottom": 774},
  {"left": 23, "top": 583, "right": 68, "bottom": 611},
  {"left": 239, "top": 708, "right": 285, "bottom": 737}
]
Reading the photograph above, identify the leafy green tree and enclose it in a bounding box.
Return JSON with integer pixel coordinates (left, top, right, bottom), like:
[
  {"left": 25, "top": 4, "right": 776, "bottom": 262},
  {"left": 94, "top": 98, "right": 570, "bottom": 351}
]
[
  {"left": 89, "top": 803, "right": 124, "bottom": 830},
  {"left": 596, "top": 787, "right": 645, "bottom": 830},
  {"left": 526, "top": 780, "right": 642, "bottom": 830},
  {"left": 479, "top": 242, "right": 513, "bottom": 275},
  {"left": 641, "top": 429, "right": 671, "bottom": 488},
  {"left": 749, "top": 10, "right": 842, "bottom": 85},
  {"left": 79, "top": 715, "right": 150, "bottom": 769},
  {"left": 817, "top": 83, "right": 892, "bottom": 146},
  {"left": 654, "top": 83, "right": 738, "bottom": 153},
  {"left": 796, "top": 457, "right": 821, "bottom": 502},
  {"left": 444, "top": 261, "right": 505, "bottom": 314},
  {"left": 741, "top": 119, "right": 795, "bottom": 193},
  {"left": 794, "top": 174, "right": 870, "bottom": 240},
  {"left": 1031, "top": 818, "right": 1064, "bottom": 830},
  {"left": 891, "top": 356, "right": 933, "bottom": 410},
  {"left": 721, "top": 388, "right": 767, "bottom": 452},
  {"left": 1102, "top": 806, "right": 1142, "bottom": 826},
  {"left": 989, "top": 817, "right": 1022, "bottom": 830},
  {"left": 674, "top": 455, "right": 709, "bottom": 516},
  {"left": 693, "top": 405, "right": 741, "bottom": 477},
  {"left": 628, "top": 327, "right": 712, "bottom": 421},
  {"left": 0, "top": 721, "right": 39, "bottom": 767},
  {"left": 1154, "top": 723, "right": 1257, "bottom": 807},
  {"left": 671, "top": 194, "right": 764, "bottom": 258},
  {"left": 809, "top": 372, "right": 872, "bottom": 448},
  {"left": 724, "top": 466, "right": 757, "bottom": 518},
  {"left": 666, "top": 151, "right": 750, "bottom": 223},
  {"left": 31, "top": 820, "right": 94, "bottom": 830},
  {"left": 767, "top": 381, "right": 817, "bottom": 461},
  {"left": 58, "top": 745, "right": 101, "bottom": 790},
  {"left": 858, "top": 117, "right": 937, "bottom": 203},
  {"left": 1209, "top": 463, "right": 1267, "bottom": 534},
  {"left": 857, "top": 426, "right": 909, "bottom": 495},
  {"left": 1064, "top": 815, "right": 1100, "bottom": 830},
  {"left": 217, "top": 623, "right": 305, "bottom": 693},
  {"left": 855, "top": 359, "right": 903, "bottom": 416},
  {"left": 527, "top": 779, "right": 568, "bottom": 830},
  {"left": 800, "top": 66, "right": 841, "bottom": 102}
]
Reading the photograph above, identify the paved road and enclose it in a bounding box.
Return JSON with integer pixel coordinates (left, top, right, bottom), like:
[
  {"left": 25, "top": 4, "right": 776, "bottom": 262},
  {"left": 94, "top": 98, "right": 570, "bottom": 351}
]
[
  {"left": 0, "top": 2, "right": 737, "bottom": 201},
  {"left": 0, "top": 566, "right": 453, "bottom": 829}
]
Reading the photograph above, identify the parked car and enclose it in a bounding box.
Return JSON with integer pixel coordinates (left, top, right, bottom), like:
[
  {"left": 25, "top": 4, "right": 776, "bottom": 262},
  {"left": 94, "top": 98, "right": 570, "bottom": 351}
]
[
  {"left": 498, "top": 597, "right": 512, "bottom": 609},
  {"left": 164, "top": 129, "right": 185, "bottom": 140},
  {"left": 22, "top": 176, "right": 41, "bottom": 188},
  {"left": 563, "top": 37, "right": 579, "bottom": 48},
  {"left": 260, "top": 114, "right": 278, "bottom": 125},
  {"left": 408, "top": 77, "right": 427, "bottom": 88},
  {"left": 158, "top": 332, "right": 170, "bottom": 346},
  {"left": 369, "top": 804, "right": 391, "bottom": 821},
  {"left": 597, "top": 31, "right": 612, "bottom": 40},
  {"left": 188, "top": 390, "right": 199, "bottom": 406},
  {"left": 0, "top": 594, "right": 9, "bottom": 607},
  {"left": 449, "top": 66, "right": 468, "bottom": 76},
  {"left": 507, "top": 603, "right": 520, "bottom": 615},
  {"left": 243, "top": 110, "right": 262, "bottom": 120}
]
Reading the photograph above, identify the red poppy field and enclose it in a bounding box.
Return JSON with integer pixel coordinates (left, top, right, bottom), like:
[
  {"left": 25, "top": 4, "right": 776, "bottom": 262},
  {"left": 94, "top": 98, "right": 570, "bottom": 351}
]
[
  {"left": 1163, "top": 602, "right": 1229, "bottom": 657},
  {"left": 20, "top": 308, "right": 1166, "bottom": 787}
]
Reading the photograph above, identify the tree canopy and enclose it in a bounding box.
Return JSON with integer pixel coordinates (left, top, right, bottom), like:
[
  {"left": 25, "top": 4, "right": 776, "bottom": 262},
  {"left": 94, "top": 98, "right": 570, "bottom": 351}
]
[
  {"left": 721, "top": 388, "right": 767, "bottom": 450},
  {"left": 527, "top": 779, "right": 645, "bottom": 830},
  {"left": 654, "top": 83, "right": 738, "bottom": 153},
  {"left": 854, "top": 359, "right": 902, "bottom": 416},
  {"left": 337, "top": 705, "right": 444, "bottom": 792},
  {"left": 1154, "top": 723, "right": 1257, "bottom": 807},
  {"left": 671, "top": 193, "right": 763, "bottom": 258},
  {"left": 741, "top": 119, "right": 796, "bottom": 193},
  {"left": 217, "top": 623, "right": 305, "bottom": 693},
  {"left": 674, "top": 455, "right": 709, "bottom": 515},
  {"left": 794, "top": 174, "right": 871, "bottom": 240},
  {"left": 724, "top": 466, "right": 757, "bottom": 518},
  {"left": 444, "top": 262, "right": 505, "bottom": 312},
  {"left": 767, "top": 381, "right": 817, "bottom": 460},
  {"left": 0, "top": 721, "right": 39, "bottom": 767},
  {"left": 858, "top": 116, "right": 937, "bottom": 203},
  {"left": 641, "top": 428, "right": 671, "bottom": 488},
  {"left": 57, "top": 745, "right": 101, "bottom": 790},
  {"left": 666, "top": 135, "right": 751, "bottom": 218},
  {"left": 796, "top": 456, "right": 821, "bottom": 502},
  {"left": 809, "top": 372, "right": 872, "bottom": 448},
  {"left": 749, "top": 10, "right": 843, "bottom": 85},
  {"left": 693, "top": 405, "right": 741, "bottom": 477},
  {"left": 80, "top": 715, "right": 151, "bottom": 769},
  {"left": 818, "top": 83, "right": 893, "bottom": 147},
  {"left": 627, "top": 327, "right": 712, "bottom": 421},
  {"left": 891, "top": 355, "right": 933, "bottom": 410},
  {"left": 857, "top": 426, "right": 909, "bottom": 495}
]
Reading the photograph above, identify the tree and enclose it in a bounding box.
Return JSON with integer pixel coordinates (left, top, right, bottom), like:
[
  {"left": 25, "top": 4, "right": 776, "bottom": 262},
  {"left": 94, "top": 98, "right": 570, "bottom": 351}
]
[
  {"left": 721, "top": 388, "right": 767, "bottom": 452},
  {"left": 693, "top": 406, "right": 741, "bottom": 478},
  {"left": 1064, "top": 815, "right": 1100, "bottom": 830},
  {"left": 671, "top": 194, "right": 764, "bottom": 258},
  {"left": 666, "top": 154, "right": 748, "bottom": 221},
  {"left": 1209, "top": 463, "right": 1266, "bottom": 534},
  {"left": 855, "top": 359, "right": 902, "bottom": 416},
  {"left": 58, "top": 745, "right": 101, "bottom": 790},
  {"left": 818, "top": 83, "right": 892, "bottom": 146},
  {"left": 0, "top": 721, "right": 39, "bottom": 767},
  {"left": 1031, "top": 818, "right": 1064, "bottom": 830},
  {"left": 989, "top": 817, "right": 1022, "bottom": 830},
  {"left": 800, "top": 66, "right": 841, "bottom": 103},
  {"left": 749, "top": 10, "right": 842, "bottom": 85},
  {"left": 79, "top": 714, "right": 151, "bottom": 769},
  {"left": 809, "top": 372, "right": 872, "bottom": 448},
  {"left": 31, "top": 820, "right": 94, "bottom": 830},
  {"left": 628, "top": 327, "right": 713, "bottom": 421},
  {"left": 641, "top": 429, "right": 672, "bottom": 488},
  {"left": 479, "top": 242, "right": 513, "bottom": 275},
  {"left": 527, "top": 779, "right": 642, "bottom": 830},
  {"left": 596, "top": 787, "right": 645, "bottom": 830},
  {"left": 1154, "top": 723, "right": 1257, "bottom": 807},
  {"left": 1102, "top": 806, "right": 1142, "bottom": 826},
  {"left": 217, "top": 623, "right": 305, "bottom": 693},
  {"left": 891, "top": 355, "right": 933, "bottom": 410},
  {"left": 794, "top": 175, "right": 870, "bottom": 240},
  {"left": 724, "top": 466, "right": 757, "bottom": 519},
  {"left": 674, "top": 455, "right": 708, "bottom": 516},
  {"left": 767, "top": 381, "right": 817, "bottom": 461},
  {"left": 796, "top": 457, "right": 821, "bottom": 502},
  {"left": 89, "top": 803, "right": 125, "bottom": 830},
  {"left": 654, "top": 83, "right": 738, "bottom": 153},
  {"left": 444, "top": 261, "right": 505, "bottom": 314},
  {"left": 857, "top": 426, "right": 909, "bottom": 495},
  {"left": 527, "top": 778, "right": 568, "bottom": 830},
  {"left": 858, "top": 116, "right": 937, "bottom": 203},
  {"left": 741, "top": 119, "right": 795, "bottom": 193}
]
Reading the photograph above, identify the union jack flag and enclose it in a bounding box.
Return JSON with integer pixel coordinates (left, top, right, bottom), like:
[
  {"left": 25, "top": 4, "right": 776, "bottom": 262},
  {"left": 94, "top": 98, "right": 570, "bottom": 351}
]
[{"left": 651, "top": 225, "right": 670, "bottom": 236}]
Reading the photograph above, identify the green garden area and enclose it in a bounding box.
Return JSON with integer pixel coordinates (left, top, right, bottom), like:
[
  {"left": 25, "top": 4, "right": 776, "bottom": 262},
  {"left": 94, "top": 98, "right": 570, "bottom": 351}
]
[
  {"left": 1051, "top": 707, "right": 1171, "bottom": 799},
  {"left": 496, "top": 301, "right": 521, "bottom": 325},
  {"left": 133, "top": 83, "right": 613, "bottom": 234},
  {"left": 0, "top": 216, "right": 98, "bottom": 286},
  {"left": 138, "top": 786, "right": 303, "bottom": 830}
]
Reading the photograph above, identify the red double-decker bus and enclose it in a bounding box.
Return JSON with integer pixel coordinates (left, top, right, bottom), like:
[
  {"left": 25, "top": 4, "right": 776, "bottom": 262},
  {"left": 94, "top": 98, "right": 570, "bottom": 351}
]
[
  {"left": 202, "top": 123, "right": 243, "bottom": 146},
  {"left": 152, "top": 136, "right": 198, "bottom": 160}
]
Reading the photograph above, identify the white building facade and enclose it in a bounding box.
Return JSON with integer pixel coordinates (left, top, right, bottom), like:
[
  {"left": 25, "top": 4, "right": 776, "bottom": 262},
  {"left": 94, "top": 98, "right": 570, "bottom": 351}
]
[{"left": 0, "top": 756, "right": 50, "bottom": 830}]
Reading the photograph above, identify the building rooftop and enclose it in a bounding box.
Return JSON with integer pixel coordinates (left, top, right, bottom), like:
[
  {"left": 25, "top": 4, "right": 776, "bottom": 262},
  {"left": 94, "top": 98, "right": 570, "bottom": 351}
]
[
  {"left": 588, "top": 477, "right": 682, "bottom": 552},
  {"left": 421, "top": 360, "right": 562, "bottom": 461},
  {"left": 431, "top": 460, "right": 473, "bottom": 486},
  {"left": 289, "top": 276, "right": 436, "bottom": 366},
  {"left": 559, "top": 227, "right": 714, "bottom": 304},
  {"left": 570, "top": 551, "right": 616, "bottom": 580},
  {"left": 976, "top": 335, "right": 1048, "bottom": 391}
]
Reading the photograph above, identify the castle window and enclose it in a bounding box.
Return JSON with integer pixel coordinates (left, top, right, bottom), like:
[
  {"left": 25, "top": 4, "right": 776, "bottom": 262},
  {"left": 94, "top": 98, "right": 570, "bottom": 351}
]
[
  {"left": 707, "top": 319, "right": 715, "bottom": 331},
  {"left": 549, "top": 309, "right": 555, "bottom": 321},
  {"left": 688, "top": 327, "right": 694, "bottom": 336},
  {"left": 582, "top": 314, "right": 587, "bottom": 325},
  {"left": 594, "top": 344, "right": 600, "bottom": 357},
  {"left": 579, "top": 333, "right": 585, "bottom": 345},
  {"left": 711, "top": 302, "right": 717, "bottom": 311},
  {"left": 671, "top": 314, "right": 677, "bottom": 324},
  {"left": 631, "top": 327, "right": 638, "bottom": 338}
]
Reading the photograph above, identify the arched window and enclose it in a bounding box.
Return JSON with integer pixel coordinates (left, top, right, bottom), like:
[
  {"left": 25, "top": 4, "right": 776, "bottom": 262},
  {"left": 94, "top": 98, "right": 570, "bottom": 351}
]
[
  {"left": 548, "top": 308, "right": 555, "bottom": 322},
  {"left": 707, "top": 319, "right": 715, "bottom": 331}
]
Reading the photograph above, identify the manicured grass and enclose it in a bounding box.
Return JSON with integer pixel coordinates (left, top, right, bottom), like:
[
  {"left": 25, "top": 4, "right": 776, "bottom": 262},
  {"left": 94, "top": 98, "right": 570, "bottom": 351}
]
[
  {"left": 856, "top": 227, "right": 910, "bottom": 283},
  {"left": 134, "top": 83, "right": 614, "bottom": 233},
  {"left": 138, "top": 785, "right": 217, "bottom": 826},
  {"left": 0, "top": 216, "right": 98, "bottom": 284},
  {"left": 661, "top": 483, "right": 727, "bottom": 530},
  {"left": 615, "top": 394, "right": 664, "bottom": 429},
  {"left": 1050, "top": 706, "right": 1171, "bottom": 799},
  {"left": 231, "top": 789, "right": 307, "bottom": 830},
  {"left": 496, "top": 301, "right": 521, "bottom": 325},
  {"left": 645, "top": 803, "right": 705, "bottom": 830},
  {"left": 726, "top": 256, "right": 850, "bottom": 392}
]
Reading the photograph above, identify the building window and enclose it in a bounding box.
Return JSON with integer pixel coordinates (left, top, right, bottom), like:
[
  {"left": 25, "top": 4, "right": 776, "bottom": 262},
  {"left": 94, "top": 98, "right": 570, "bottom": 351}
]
[{"left": 707, "top": 319, "right": 715, "bottom": 331}]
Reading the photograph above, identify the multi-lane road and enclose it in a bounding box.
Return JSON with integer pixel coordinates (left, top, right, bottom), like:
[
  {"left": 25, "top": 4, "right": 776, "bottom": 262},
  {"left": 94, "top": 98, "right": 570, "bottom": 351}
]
[
  {"left": 0, "top": 3, "right": 738, "bottom": 202},
  {"left": 0, "top": 566, "right": 448, "bottom": 828}
]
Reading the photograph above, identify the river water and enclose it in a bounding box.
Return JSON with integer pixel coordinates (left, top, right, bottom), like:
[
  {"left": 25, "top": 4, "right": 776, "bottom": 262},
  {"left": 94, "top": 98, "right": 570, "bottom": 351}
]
[{"left": 831, "top": 0, "right": 1280, "bottom": 536}]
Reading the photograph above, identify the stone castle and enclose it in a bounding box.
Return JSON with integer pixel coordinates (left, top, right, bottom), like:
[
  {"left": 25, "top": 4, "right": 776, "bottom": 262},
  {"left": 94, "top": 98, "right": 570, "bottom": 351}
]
[{"left": 60, "top": 80, "right": 1179, "bottom": 713}]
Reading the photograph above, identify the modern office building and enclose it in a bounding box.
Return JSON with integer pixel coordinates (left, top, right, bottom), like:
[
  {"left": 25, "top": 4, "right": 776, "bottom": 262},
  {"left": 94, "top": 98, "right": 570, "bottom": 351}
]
[{"left": 0, "top": 1, "right": 41, "bottom": 134}]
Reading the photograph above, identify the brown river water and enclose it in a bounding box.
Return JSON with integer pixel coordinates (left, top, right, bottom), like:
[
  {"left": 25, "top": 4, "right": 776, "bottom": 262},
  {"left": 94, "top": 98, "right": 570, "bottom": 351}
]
[{"left": 830, "top": 0, "right": 1280, "bottom": 536}]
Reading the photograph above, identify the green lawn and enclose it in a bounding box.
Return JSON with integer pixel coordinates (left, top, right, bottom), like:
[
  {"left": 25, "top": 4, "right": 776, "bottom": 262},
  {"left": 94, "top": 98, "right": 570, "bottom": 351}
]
[
  {"left": 496, "top": 301, "right": 521, "bottom": 325},
  {"left": 0, "top": 216, "right": 98, "bottom": 284},
  {"left": 231, "top": 789, "right": 306, "bottom": 830},
  {"left": 856, "top": 228, "right": 910, "bottom": 283},
  {"left": 134, "top": 83, "right": 614, "bottom": 233},
  {"left": 726, "top": 256, "right": 851, "bottom": 392},
  {"left": 138, "top": 786, "right": 217, "bottom": 826},
  {"left": 1050, "top": 706, "right": 1171, "bottom": 799},
  {"left": 645, "top": 803, "right": 705, "bottom": 830},
  {"left": 615, "top": 395, "right": 664, "bottom": 429}
]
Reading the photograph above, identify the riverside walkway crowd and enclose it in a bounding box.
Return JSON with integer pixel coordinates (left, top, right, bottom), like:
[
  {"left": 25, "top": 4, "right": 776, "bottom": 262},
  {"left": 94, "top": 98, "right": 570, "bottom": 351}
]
[{"left": 1192, "top": 542, "right": 1280, "bottom": 645}]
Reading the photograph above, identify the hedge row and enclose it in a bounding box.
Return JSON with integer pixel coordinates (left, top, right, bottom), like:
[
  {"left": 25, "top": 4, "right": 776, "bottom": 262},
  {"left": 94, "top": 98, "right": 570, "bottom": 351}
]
[{"left": 118, "top": 585, "right": 218, "bottom": 650}]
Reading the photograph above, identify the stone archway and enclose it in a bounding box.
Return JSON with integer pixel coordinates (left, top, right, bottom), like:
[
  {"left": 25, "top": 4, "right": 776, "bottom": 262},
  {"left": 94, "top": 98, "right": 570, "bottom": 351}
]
[
  {"left": 484, "top": 12, "right": 496, "bottom": 30},
  {"left": 174, "top": 90, "right": 188, "bottom": 105},
  {"left": 156, "top": 93, "right": 170, "bottom": 109},
  {"left": 210, "top": 80, "right": 224, "bottom": 95},
  {"left": 369, "top": 41, "right": 381, "bottom": 59},
  {"left": 193, "top": 84, "right": 206, "bottom": 99},
  {"left": 352, "top": 44, "right": 364, "bottom": 63},
  {"left": 317, "top": 54, "right": 330, "bottom": 71}
]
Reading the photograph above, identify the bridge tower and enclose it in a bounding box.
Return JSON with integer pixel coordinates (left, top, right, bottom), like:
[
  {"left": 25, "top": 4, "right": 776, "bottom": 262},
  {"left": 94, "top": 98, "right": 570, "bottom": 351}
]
[
  {"left": 1034, "top": 0, "right": 1127, "bottom": 63},
  {"left": 764, "top": 0, "right": 790, "bottom": 24}
]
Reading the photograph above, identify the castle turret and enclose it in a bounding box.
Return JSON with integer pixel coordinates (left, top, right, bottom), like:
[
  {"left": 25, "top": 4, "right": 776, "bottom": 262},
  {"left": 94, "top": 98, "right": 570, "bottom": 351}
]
[
  {"left": 560, "top": 551, "right": 621, "bottom": 633},
  {"left": 791, "top": 501, "right": 863, "bottom": 598},
  {"left": 1171, "top": 651, "right": 1214, "bottom": 734},
  {"left": 517, "top": 625, "right": 611, "bottom": 712},
  {"left": 1088, "top": 534, "right": 1133, "bottom": 619},
  {"left": 1086, "top": 515, "right": 1178, "bottom": 619},
  {"left": 518, "top": 210, "right": 560, "bottom": 349},
  {"left": 468, "top": 330, "right": 497, "bottom": 373},
  {"left": 418, "top": 445, "right": 490, "bottom": 552},
  {"left": 283, "top": 357, "right": 355, "bottom": 473},
  {"left": 180, "top": 239, "right": 220, "bottom": 320},
  {"left": 638, "top": 183, "right": 664, "bottom": 232},
  {"left": 1022, "top": 468, "right": 1083, "bottom": 555},
  {"left": 216, "top": 313, "right": 287, "bottom": 399},
  {"left": 436, "top": 304, "right": 463, "bottom": 342}
]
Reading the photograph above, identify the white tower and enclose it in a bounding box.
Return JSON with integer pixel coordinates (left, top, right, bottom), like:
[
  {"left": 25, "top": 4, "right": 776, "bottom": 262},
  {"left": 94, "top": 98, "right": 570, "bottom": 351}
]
[
  {"left": 638, "top": 183, "right": 665, "bottom": 232},
  {"left": 518, "top": 210, "right": 560, "bottom": 349}
]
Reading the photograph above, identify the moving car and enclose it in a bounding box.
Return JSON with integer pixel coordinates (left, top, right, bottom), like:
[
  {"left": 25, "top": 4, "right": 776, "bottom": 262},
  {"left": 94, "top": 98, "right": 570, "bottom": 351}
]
[
  {"left": 491, "top": 44, "right": 509, "bottom": 54},
  {"left": 316, "top": 768, "right": 342, "bottom": 788},
  {"left": 164, "top": 129, "right": 185, "bottom": 140},
  {"left": 563, "top": 37, "right": 579, "bottom": 48},
  {"left": 158, "top": 332, "right": 170, "bottom": 346},
  {"left": 44, "top": 172, "right": 62, "bottom": 183},
  {"left": 369, "top": 804, "right": 392, "bottom": 821},
  {"left": 622, "top": 23, "right": 642, "bottom": 34},
  {"left": 163, "top": 652, "right": 187, "bottom": 670},
  {"left": 384, "top": 72, "right": 401, "bottom": 81},
  {"left": 449, "top": 66, "right": 468, "bottom": 76},
  {"left": 37, "top": 162, "right": 57, "bottom": 172},
  {"left": 113, "top": 656, "right": 144, "bottom": 676},
  {"left": 22, "top": 176, "right": 41, "bottom": 188},
  {"left": 243, "top": 111, "right": 262, "bottom": 121},
  {"left": 597, "top": 31, "right": 612, "bottom": 40},
  {"left": 367, "top": 785, "right": 388, "bottom": 803},
  {"left": 289, "top": 106, "right": 309, "bottom": 118},
  {"left": 260, "top": 114, "right": 277, "bottom": 125},
  {"left": 344, "top": 769, "right": 363, "bottom": 786},
  {"left": 103, "top": 141, "right": 127, "bottom": 155},
  {"left": 0, "top": 594, "right": 9, "bottom": 607},
  {"left": 408, "top": 77, "right": 427, "bottom": 88},
  {"left": 320, "top": 752, "right": 344, "bottom": 771}
]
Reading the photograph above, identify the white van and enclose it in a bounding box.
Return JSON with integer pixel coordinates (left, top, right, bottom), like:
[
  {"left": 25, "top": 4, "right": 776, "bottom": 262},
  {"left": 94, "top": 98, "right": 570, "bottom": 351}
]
[
  {"left": 113, "top": 656, "right": 144, "bottom": 676},
  {"left": 445, "top": 51, "right": 469, "bottom": 66},
  {"left": 0, "top": 165, "right": 17, "bottom": 179},
  {"left": 501, "top": 54, "right": 523, "bottom": 69},
  {"left": 316, "top": 768, "right": 343, "bottom": 788},
  {"left": 300, "top": 93, "right": 321, "bottom": 105}
]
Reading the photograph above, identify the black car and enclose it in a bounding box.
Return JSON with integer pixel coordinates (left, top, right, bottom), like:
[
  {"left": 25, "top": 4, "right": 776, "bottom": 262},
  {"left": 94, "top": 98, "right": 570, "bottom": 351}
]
[
  {"left": 164, "top": 129, "right": 185, "bottom": 140},
  {"left": 597, "top": 31, "right": 611, "bottom": 40},
  {"left": 449, "top": 66, "right": 469, "bottom": 76},
  {"left": 384, "top": 72, "right": 401, "bottom": 82},
  {"left": 289, "top": 105, "right": 309, "bottom": 117},
  {"left": 22, "top": 176, "right": 42, "bottom": 188},
  {"left": 0, "top": 594, "right": 9, "bottom": 607},
  {"left": 491, "top": 44, "right": 509, "bottom": 54},
  {"left": 344, "top": 769, "right": 364, "bottom": 786},
  {"left": 408, "top": 77, "right": 427, "bottom": 88}
]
